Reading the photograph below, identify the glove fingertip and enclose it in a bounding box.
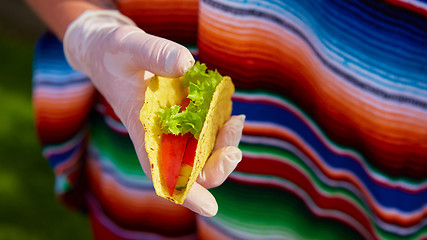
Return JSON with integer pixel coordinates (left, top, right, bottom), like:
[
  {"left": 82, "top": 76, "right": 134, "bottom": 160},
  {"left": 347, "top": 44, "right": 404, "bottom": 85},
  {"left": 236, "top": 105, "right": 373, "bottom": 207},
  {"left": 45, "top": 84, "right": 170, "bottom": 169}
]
[
  {"left": 183, "top": 183, "right": 218, "bottom": 217},
  {"left": 164, "top": 47, "right": 195, "bottom": 77},
  {"left": 179, "top": 50, "right": 195, "bottom": 74},
  {"left": 226, "top": 146, "right": 243, "bottom": 164}
]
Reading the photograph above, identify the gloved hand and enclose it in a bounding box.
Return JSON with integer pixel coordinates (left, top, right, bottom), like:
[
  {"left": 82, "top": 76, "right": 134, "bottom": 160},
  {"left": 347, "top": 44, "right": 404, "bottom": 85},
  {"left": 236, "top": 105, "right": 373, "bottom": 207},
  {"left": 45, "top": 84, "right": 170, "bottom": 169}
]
[{"left": 63, "top": 10, "right": 244, "bottom": 217}]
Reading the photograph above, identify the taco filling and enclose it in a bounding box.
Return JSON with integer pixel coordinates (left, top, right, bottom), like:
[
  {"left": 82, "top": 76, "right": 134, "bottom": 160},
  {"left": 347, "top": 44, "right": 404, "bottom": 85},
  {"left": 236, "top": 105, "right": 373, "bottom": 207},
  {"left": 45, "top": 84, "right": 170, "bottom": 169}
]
[{"left": 157, "top": 62, "right": 222, "bottom": 196}]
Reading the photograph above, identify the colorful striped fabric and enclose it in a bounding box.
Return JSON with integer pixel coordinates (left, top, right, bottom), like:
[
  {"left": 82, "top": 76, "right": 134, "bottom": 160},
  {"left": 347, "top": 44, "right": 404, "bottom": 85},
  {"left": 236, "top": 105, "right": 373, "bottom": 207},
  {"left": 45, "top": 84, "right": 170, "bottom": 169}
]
[
  {"left": 196, "top": 0, "right": 427, "bottom": 239},
  {"left": 32, "top": 0, "right": 427, "bottom": 239}
]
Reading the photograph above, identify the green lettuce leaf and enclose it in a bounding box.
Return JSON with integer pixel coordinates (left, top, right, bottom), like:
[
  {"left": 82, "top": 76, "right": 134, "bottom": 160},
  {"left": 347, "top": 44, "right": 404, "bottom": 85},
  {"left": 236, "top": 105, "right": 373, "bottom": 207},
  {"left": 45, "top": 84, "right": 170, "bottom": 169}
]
[{"left": 157, "top": 62, "right": 222, "bottom": 138}]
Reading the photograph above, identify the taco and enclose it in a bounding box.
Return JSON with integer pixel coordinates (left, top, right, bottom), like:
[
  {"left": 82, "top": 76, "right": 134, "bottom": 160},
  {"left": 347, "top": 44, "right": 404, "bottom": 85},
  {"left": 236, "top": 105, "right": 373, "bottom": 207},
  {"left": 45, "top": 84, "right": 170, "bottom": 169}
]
[{"left": 140, "top": 62, "right": 234, "bottom": 204}]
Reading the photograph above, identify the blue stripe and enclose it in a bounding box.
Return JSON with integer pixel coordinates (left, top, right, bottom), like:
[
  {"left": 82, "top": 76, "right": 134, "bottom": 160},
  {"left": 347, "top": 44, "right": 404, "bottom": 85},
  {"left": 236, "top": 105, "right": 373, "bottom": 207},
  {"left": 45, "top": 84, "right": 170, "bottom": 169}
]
[
  {"left": 33, "top": 76, "right": 91, "bottom": 88},
  {"left": 46, "top": 141, "right": 82, "bottom": 170}
]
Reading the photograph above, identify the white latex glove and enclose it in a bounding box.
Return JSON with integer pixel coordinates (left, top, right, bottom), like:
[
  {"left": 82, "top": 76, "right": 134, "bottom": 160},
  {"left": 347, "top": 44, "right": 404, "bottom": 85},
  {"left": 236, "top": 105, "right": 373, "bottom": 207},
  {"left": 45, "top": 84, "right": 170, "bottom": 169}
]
[{"left": 63, "top": 10, "right": 244, "bottom": 217}]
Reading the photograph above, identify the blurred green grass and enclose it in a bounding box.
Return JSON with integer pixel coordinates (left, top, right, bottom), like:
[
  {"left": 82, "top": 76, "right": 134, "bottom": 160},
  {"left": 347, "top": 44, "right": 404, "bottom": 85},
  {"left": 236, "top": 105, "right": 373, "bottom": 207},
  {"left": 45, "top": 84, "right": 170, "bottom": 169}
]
[{"left": 0, "top": 29, "right": 92, "bottom": 239}]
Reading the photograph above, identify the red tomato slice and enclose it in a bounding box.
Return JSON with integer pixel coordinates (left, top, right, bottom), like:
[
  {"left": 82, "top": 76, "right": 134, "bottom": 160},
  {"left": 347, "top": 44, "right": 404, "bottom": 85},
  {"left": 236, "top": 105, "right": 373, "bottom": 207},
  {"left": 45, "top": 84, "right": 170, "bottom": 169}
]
[
  {"left": 161, "top": 133, "right": 189, "bottom": 196},
  {"left": 182, "top": 136, "right": 198, "bottom": 167}
]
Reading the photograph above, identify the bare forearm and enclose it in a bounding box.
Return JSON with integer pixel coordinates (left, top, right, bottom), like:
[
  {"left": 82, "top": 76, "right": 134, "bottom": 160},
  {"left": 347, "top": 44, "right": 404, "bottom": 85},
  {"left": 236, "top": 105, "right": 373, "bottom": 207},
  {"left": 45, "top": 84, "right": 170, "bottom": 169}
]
[{"left": 25, "top": 0, "right": 116, "bottom": 40}]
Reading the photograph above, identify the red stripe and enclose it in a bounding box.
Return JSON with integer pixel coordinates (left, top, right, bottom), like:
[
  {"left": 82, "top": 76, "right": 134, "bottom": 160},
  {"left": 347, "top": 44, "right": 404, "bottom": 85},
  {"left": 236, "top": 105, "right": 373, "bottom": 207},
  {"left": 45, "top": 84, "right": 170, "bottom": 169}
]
[{"left": 385, "top": 0, "right": 427, "bottom": 17}]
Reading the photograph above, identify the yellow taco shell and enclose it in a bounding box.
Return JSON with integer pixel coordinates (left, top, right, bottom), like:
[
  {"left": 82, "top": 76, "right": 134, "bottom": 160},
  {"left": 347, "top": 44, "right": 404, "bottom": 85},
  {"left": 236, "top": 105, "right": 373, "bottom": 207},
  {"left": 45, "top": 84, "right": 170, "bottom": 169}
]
[{"left": 140, "top": 75, "right": 234, "bottom": 204}]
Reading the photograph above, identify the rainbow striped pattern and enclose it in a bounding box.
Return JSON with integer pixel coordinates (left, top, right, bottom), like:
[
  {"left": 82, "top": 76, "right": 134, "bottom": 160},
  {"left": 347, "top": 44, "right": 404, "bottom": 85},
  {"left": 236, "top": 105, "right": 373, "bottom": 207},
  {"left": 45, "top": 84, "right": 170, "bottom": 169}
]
[{"left": 32, "top": 0, "right": 427, "bottom": 239}]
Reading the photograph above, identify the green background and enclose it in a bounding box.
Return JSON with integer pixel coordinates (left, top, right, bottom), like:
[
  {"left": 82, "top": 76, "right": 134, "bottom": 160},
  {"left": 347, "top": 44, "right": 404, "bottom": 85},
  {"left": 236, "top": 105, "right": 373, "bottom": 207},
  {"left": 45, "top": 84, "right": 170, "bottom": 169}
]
[{"left": 0, "top": 1, "right": 92, "bottom": 239}]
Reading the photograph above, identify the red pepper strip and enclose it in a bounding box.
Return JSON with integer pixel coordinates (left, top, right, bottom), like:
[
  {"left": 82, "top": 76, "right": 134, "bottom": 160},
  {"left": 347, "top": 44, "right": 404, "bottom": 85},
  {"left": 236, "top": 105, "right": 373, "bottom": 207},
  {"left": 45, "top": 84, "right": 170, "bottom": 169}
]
[
  {"left": 182, "top": 136, "right": 198, "bottom": 167},
  {"left": 161, "top": 133, "right": 190, "bottom": 196}
]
